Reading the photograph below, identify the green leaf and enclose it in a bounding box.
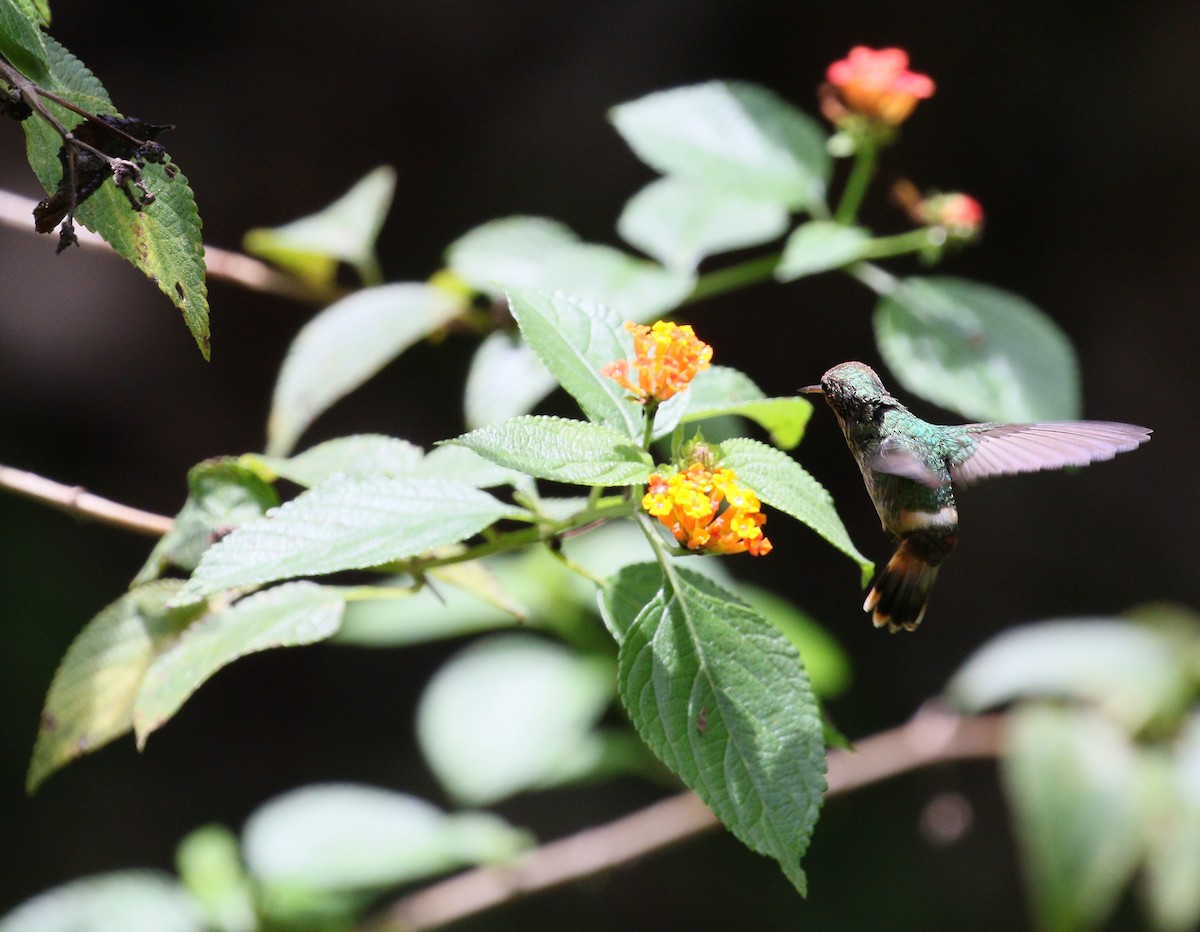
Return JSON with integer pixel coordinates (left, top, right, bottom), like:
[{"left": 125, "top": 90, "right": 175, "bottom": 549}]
[
  {"left": 9, "top": 0, "right": 49, "bottom": 28},
  {"left": 135, "top": 460, "right": 279, "bottom": 585},
  {"left": 449, "top": 416, "right": 651, "bottom": 485},
  {"left": 176, "top": 477, "right": 522, "bottom": 602},
  {"left": 775, "top": 220, "right": 871, "bottom": 280},
  {"left": 242, "top": 784, "right": 531, "bottom": 891},
  {"left": 0, "top": 0, "right": 49, "bottom": 79},
  {"left": 609, "top": 81, "right": 830, "bottom": 211},
  {"left": 26, "top": 581, "right": 198, "bottom": 793},
  {"left": 617, "top": 176, "right": 789, "bottom": 271},
  {"left": 718, "top": 437, "right": 873, "bottom": 584},
  {"left": 245, "top": 435, "right": 425, "bottom": 487},
  {"left": 738, "top": 585, "right": 851, "bottom": 700},
  {"left": 134, "top": 583, "right": 345, "bottom": 746},
  {"left": 417, "top": 634, "right": 616, "bottom": 805},
  {"left": 1003, "top": 705, "right": 1146, "bottom": 932},
  {"left": 506, "top": 287, "right": 645, "bottom": 438},
  {"left": 21, "top": 36, "right": 208, "bottom": 358},
  {"left": 874, "top": 276, "right": 1081, "bottom": 421},
  {"left": 617, "top": 564, "right": 825, "bottom": 894},
  {"left": 243, "top": 165, "right": 395, "bottom": 288},
  {"left": 945, "top": 619, "right": 1190, "bottom": 732},
  {"left": 175, "top": 825, "right": 256, "bottom": 932},
  {"left": 1141, "top": 714, "right": 1200, "bottom": 932},
  {"left": 446, "top": 216, "right": 694, "bottom": 321},
  {"left": 599, "top": 562, "right": 664, "bottom": 646},
  {"left": 0, "top": 871, "right": 205, "bottom": 932},
  {"left": 266, "top": 283, "right": 466, "bottom": 456},
  {"left": 463, "top": 329, "right": 559, "bottom": 429},
  {"left": 655, "top": 365, "right": 812, "bottom": 449}
]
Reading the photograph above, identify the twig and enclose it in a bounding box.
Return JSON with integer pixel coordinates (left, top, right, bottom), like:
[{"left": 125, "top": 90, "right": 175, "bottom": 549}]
[
  {"left": 0, "top": 463, "right": 173, "bottom": 536},
  {"left": 0, "top": 189, "right": 341, "bottom": 304},
  {"left": 363, "top": 706, "right": 1006, "bottom": 931}
]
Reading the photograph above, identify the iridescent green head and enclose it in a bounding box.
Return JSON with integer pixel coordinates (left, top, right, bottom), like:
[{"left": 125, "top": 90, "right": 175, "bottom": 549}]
[{"left": 802, "top": 361, "right": 897, "bottom": 422}]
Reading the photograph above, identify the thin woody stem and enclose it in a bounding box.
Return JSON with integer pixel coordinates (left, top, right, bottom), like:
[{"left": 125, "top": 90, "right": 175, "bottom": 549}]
[
  {"left": 0, "top": 463, "right": 173, "bottom": 536},
  {"left": 362, "top": 706, "right": 1006, "bottom": 931}
]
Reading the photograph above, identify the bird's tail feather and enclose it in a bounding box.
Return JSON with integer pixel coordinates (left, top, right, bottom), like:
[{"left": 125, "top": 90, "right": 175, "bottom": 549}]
[{"left": 864, "top": 540, "right": 940, "bottom": 633}]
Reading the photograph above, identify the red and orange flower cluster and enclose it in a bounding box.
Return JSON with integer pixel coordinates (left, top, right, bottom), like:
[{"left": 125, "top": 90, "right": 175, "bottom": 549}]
[
  {"left": 823, "top": 46, "right": 934, "bottom": 127},
  {"left": 601, "top": 320, "right": 713, "bottom": 404},
  {"left": 643, "top": 463, "right": 772, "bottom": 556}
]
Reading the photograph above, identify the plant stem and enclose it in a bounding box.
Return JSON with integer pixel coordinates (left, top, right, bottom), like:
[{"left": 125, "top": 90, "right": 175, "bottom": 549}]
[
  {"left": 834, "top": 138, "right": 878, "bottom": 225},
  {"left": 686, "top": 253, "right": 781, "bottom": 304},
  {"left": 0, "top": 463, "right": 174, "bottom": 536}
]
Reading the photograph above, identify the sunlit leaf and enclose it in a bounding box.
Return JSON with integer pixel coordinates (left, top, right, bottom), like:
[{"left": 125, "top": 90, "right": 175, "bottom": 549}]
[
  {"left": 775, "top": 221, "right": 871, "bottom": 280},
  {"left": 1141, "top": 714, "right": 1200, "bottom": 932},
  {"left": 175, "top": 825, "right": 256, "bottom": 932},
  {"left": 0, "top": 871, "right": 205, "bottom": 932},
  {"left": 463, "top": 330, "right": 559, "bottom": 429},
  {"left": 655, "top": 365, "right": 812, "bottom": 449}
]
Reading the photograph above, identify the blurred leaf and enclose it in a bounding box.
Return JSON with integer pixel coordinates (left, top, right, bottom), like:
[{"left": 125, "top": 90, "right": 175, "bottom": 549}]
[
  {"left": 449, "top": 416, "right": 652, "bottom": 485},
  {"left": 0, "top": 0, "right": 49, "bottom": 79},
  {"left": 0, "top": 871, "right": 205, "bottom": 932},
  {"left": 245, "top": 435, "right": 424, "bottom": 486},
  {"left": 945, "top": 619, "right": 1190, "bottom": 732},
  {"left": 617, "top": 564, "right": 825, "bottom": 894},
  {"left": 775, "top": 221, "right": 871, "bottom": 280},
  {"left": 175, "top": 825, "right": 256, "bottom": 932},
  {"left": 738, "top": 585, "right": 850, "bottom": 699},
  {"left": 617, "top": 176, "right": 789, "bottom": 271},
  {"left": 609, "top": 81, "right": 830, "bottom": 210},
  {"left": 243, "top": 165, "right": 395, "bottom": 287},
  {"left": 176, "top": 478, "right": 522, "bottom": 602},
  {"left": 446, "top": 216, "right": 694, "bottom": 320},
  {"left": 417, "top": 634, "right": 616, "bottom": 805},
  {"left": 1003, "top": 705, "right": 1146, "bottom": 932},
  {"left": 718, "top": 437, "right": 874, "bottom": 584},
  {"left": 134, "top": 583, "right": 345, "bottom": 746},
  {"left": 506, "top": 288, "right": 644, "bottom": 438},
  {"left": 27, "top": 581, "right": 198, "bottom": 793},
  {"left": 1141, "top": 714, "right": 1200, "bottom": 932},
  {"left": 242, "top": 784, "right": 531, "bottom": 891},
  {"left": 874, "top": 276, "right": 1080, "bottom": 422},
  {"left": 266, "top": 283, "right": 466, "bottom": 456},
  {"left": 135, "top": 460, "right": 278, "bottom": 585},
  {"left": 655, "top": 365, "right": 812, "bottom": 449},
  {"left": 463, "top": 329, "right": 559, "bottom": 429}
]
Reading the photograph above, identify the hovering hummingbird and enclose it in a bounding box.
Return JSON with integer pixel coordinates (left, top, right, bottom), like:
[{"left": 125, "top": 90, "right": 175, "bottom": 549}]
[{"left": 801, "top": 362, "right": 1151, "bottom": 632}]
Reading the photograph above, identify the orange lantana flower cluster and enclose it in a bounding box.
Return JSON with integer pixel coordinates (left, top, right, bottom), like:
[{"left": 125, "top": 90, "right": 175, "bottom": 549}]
[
  {"left": 643, "top": 463, "right": 772, "bottom": 556},
  {"left": 824, "top": 46, "right": 935, "bottom": 126},
  {"left": 602, "top": 320, "right": 713, "bottom": 404}
]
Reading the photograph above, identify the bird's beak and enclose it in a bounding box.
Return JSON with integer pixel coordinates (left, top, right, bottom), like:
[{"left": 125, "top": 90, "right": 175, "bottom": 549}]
[{"left": 799, "top": 384, "right": 823, "bottom": 395}]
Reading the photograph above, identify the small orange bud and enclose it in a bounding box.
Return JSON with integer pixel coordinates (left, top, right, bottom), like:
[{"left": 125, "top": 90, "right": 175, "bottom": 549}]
[{"left": 824, "top": 47, "right": 934, "bottom": 126}]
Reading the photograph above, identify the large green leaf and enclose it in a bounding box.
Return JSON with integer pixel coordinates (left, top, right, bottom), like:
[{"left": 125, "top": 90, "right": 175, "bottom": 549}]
[
  {"left": 135, "top": 460, "right": 279, "bottom": 585},
  {"left": 655, "top": 365, "right": 812, "bottom": 449},
  {"left": 1003, "top": 705, "right": 1147, "bottom": 932},
  {"left": 267, "top": 283, "right": 466, "bottom": 456},
  {"left": 609, "top": 81, "right": 830, "bottom": 210},
  {"left": 242, "top": 784, "right": 531, "bottom": 892},
  {"left": 417, "top": 634, "right": 617, "bottom": 805},
  {"left": 505, "top": 287, "right": 645, "bottom": 439},
  {"left": 718, "top": 437, "right": 873, "bottom": 584},
  {"left": 874, "top": 276, "right": 1081, "bottom": 422},
  {"left": 27, "top": 581, "right": 199, "bottom": 793},
  {"left": 617, "top": 176, "right": 789, "bottom": 271},
  {"left": 0, "top": 871, "right": 205, "bottom": 932},
  {"left": 449, "top": 416, "right": 652, "bottom": 486},
  {"left": 21, "top": 36, "right": 208, "bottom": 358},
  {"left": 0, "top": 0, "right": 49, "bottom": 79},
  {"left": 134, "top": 583, "right": 346, "bottom": 746},
  {"left": 775, "top": 220, "right": 871, "bottom": 280},
  {"left": 243, "top": 165, "right": 395, "bottom": 288},
  {"left": 176, "top": 477, "right": 522, "bottom": 602},
  {"left": 617, "top": 564, "right": 826, "bottom": 894}
]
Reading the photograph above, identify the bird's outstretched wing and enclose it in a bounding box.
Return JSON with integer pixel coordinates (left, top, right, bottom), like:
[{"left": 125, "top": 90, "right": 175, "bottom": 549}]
[{"left": 950, "top": 421, "right": 1151, "bottom": 485}]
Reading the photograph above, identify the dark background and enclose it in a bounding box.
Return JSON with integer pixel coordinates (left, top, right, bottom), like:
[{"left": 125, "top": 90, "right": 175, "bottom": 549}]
[{"left": 2, "top": 2, "right": 1197, "bottom": 928}]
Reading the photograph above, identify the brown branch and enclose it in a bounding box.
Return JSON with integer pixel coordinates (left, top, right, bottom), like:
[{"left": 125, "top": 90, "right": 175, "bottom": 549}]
[
  {"left": 0, "top": 189, "right": 343, "bottom": 305},
  {"left": 0, "top": 463, "right": 173, "bottom": 536},
  {"left": 363, "top": 706, "right": 1007, "bottom": 931}
]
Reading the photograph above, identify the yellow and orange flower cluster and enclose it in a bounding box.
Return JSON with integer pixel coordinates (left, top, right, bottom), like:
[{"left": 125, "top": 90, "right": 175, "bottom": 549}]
[
  {"left": 602, "top": 320, "right": 713, "bottom": 404},
  {"left": 824, "top": 46, "right": 935, "bottom": 126},
  {"left": 643, "top": 463, "right": 772, "bottom": 556}
]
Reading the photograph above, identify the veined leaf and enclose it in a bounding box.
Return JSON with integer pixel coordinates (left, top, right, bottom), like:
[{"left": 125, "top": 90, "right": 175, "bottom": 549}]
[
  {"left": 617, "top": 564, "right": 825, "bottom": 894},
  {"left": 243, "top": 165, "right": 395, "bottom": 288},
  {"left": 874, "top": 276, "right": 1081, "bottom": 422},
  {"left": 266, "top": 283, "right": 467, "bottom": 456},
  {"left": 0, "top": 0, "right": 49, "bottom": 79},
  {"left": 176, "top": 477, "right": 523, "bottom": 602},
  {"left": 134, "top": 582, "right": 346, "bottom": 746},
  {"left": 449, "top": 416, "right": 652, "bottom": 486},
  {"left": 655, "top": 365, "right": 812, "bottom": 449},
  {"left": 617, "top": 177, "right": 789, "bottom": 271},
  {"left": 609, "top": 81, "right": 830, "bottom": 211},
  {"left": 505, "top": 288, "right": 645, "bottom": 439},
  {"left": 27, "top": 581, "right": 200, "bottom": 793},
  {"left": 718, "top": 437, "right": 873, "bottom": 584},
  {"left": 776, "top": 221, "right": 871, "bottom": 280},
  {"left": 21, "top": 36, "right": 208, "bottom": 358},
  {"left": 0, "top": 871, "right": 205, "bottom": 932}
]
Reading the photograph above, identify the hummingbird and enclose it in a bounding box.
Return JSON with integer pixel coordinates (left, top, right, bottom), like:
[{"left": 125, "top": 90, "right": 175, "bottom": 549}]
[{"left": 801, "top": 361, "right": 1151, "bottom": 633}]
